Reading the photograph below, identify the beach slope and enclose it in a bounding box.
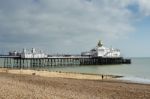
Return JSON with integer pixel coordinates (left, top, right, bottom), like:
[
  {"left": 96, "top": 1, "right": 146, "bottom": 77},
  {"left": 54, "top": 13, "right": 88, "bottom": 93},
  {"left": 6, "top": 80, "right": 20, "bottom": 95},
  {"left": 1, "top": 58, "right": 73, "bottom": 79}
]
[{"left": 0, "top": 69, "right": 150, "bottom": 99}]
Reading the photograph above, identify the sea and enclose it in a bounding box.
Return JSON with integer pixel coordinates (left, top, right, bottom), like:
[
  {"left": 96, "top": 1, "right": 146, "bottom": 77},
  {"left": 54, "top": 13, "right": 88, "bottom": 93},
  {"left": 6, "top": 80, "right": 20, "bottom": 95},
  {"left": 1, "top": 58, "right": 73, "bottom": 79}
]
[
  {"left": 49, "top": 58, "right": 150, "bottom": 84},
  {"left": 0, "top": 57, "right": 150, "bottom": 84}
]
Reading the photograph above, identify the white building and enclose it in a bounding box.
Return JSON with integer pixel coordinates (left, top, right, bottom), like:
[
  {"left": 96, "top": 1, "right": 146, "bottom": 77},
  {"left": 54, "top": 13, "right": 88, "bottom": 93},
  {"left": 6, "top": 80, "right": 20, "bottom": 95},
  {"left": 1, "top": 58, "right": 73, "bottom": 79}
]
[
  {"left": 9, "top": 48, "right": 48, "bottom": 58},
  {"left": 81, "top": 40, "right": 121, "bottom": 57}
]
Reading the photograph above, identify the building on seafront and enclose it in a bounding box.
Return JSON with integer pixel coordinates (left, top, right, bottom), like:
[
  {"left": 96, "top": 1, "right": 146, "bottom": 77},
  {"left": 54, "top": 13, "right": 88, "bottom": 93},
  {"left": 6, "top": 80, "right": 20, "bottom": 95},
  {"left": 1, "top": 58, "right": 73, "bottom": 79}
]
[{"left": 81, "top": 40, "right": 121, "bottom": 58}]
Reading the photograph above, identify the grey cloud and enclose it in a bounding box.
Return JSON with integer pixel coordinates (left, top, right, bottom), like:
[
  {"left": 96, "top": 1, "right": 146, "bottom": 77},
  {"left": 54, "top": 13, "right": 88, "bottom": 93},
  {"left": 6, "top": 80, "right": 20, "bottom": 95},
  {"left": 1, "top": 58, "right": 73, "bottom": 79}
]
[{"left": 0, "top": 0, "right": 137, "bottom": 54}]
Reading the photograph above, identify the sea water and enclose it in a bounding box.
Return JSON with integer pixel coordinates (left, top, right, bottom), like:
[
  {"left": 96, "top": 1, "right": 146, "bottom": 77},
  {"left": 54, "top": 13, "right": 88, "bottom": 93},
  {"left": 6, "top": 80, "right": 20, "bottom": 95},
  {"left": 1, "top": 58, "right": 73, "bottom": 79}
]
[{"left": 48, "top": 58, "right": 150, "bottom": 84}]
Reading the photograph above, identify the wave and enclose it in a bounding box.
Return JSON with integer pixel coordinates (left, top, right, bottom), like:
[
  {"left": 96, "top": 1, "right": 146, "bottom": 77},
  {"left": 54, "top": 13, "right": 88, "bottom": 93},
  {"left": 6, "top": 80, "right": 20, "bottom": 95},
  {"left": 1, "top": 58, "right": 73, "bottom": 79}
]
[{"left": 117, "top": 76, "right": 150, "bottom": 84}]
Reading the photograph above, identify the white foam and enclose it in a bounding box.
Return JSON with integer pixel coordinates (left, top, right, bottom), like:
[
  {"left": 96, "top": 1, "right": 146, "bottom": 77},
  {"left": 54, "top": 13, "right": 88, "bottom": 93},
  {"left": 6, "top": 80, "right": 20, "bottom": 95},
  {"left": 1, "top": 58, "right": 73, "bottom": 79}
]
[{"left": 117, "top": 76, "right": 150, "bottom": 84}]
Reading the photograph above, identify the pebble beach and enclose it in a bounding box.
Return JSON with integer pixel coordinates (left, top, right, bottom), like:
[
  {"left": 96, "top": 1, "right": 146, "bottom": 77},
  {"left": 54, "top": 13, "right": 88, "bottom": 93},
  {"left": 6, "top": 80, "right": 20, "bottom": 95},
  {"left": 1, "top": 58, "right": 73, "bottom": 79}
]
[{"left": 0, "top": 68, "right": 150, "bottom": 99}]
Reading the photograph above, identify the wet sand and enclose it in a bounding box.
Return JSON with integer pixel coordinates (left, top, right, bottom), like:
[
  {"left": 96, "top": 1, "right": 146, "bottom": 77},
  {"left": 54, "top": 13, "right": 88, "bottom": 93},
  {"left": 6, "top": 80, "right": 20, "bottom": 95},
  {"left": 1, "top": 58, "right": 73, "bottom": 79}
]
[
  {"left": 0, "top": 68, "right": 150, "bottom": 99},
  {"left": 0, "top": 68, "right": 118, "bottom": 80}
]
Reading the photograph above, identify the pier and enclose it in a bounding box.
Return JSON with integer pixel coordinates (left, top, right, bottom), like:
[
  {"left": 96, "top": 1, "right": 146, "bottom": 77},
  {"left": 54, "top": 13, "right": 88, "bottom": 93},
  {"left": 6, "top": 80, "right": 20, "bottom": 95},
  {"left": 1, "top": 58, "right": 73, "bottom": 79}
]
[
  {"left": 0, "top": 55, "right": 131, "bottom": 69},
  {"left": 0, "top": 40, "right": 131, "bottom": 68}
]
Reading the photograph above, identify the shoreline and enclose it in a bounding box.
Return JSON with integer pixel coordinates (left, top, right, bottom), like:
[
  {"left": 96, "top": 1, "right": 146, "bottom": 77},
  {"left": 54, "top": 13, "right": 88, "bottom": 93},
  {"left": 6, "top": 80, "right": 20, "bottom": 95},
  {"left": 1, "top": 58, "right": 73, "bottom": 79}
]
[
  {"left": 0, "top": 68, "right": 119, "bottom": 81},
  {"left": 0, "top": 68, "right": 150, "bottom": 85},
  {"left": 118, "top": 76, "right": 150, "bottom": 84}
]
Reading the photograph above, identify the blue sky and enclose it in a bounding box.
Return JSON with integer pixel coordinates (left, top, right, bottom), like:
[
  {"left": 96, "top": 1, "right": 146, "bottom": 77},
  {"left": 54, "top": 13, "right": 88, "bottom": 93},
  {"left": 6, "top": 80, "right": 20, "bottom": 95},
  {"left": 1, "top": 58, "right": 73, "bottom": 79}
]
[{"left": 0, "top": 0, "right": 150, "bottom": 57}]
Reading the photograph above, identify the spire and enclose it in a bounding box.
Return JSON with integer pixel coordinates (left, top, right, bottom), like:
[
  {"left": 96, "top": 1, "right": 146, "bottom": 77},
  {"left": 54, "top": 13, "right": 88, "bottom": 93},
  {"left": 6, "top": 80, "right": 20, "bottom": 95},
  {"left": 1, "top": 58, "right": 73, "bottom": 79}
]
[
  {"left": 23, "top": 48, "right": 27, "bottom": 53},
  {"left": 97, "top": 40, "right": 103, "bottom": 47},
  {"left": 31, "top": 48, "right": 36, "bottom": 53}
]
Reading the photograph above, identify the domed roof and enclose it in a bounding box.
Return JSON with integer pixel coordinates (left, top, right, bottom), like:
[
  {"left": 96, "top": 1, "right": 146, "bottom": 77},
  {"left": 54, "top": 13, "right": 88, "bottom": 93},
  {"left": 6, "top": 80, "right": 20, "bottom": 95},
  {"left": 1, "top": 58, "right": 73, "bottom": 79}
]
[{"left": 97, "top": 40, "right": 103, "bottom": 47}]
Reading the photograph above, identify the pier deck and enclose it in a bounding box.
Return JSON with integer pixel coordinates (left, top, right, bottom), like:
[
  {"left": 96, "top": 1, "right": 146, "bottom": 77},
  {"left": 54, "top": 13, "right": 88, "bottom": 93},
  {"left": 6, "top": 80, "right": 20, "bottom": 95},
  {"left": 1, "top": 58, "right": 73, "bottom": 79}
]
[{"left": 0, "top": 55, "right": 131, "bottom": 68}]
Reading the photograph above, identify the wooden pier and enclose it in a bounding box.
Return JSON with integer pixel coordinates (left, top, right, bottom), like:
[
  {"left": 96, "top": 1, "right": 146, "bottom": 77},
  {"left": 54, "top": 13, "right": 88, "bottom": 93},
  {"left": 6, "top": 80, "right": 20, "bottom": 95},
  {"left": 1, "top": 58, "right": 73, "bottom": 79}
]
[{"left": 0, "top": 55, "right": 131, "bottom": 69}]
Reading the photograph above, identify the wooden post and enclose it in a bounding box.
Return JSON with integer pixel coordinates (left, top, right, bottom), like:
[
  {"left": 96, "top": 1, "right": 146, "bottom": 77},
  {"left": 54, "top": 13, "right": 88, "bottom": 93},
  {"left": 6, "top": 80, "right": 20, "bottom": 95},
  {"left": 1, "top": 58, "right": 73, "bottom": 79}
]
[{"left": 4, "top": 58, "right": 6, "bottom": 68}]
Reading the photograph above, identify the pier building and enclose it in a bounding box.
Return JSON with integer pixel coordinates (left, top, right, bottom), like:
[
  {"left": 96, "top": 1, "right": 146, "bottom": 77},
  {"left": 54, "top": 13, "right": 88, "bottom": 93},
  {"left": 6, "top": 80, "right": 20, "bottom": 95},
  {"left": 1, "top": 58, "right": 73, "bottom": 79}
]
[
  {"left": 9, "top": 48, "right": 47, "bottom": 58},
  {"left": 81, "top": 40, "right": 120, "bottom": 57}
]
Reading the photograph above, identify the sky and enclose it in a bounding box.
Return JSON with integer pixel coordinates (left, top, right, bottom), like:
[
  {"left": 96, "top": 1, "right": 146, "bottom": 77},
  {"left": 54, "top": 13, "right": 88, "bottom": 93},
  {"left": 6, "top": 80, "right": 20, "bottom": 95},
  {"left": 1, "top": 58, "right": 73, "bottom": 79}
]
[{"left": 0, "top": 0, "right": 150, "bottom": 57}]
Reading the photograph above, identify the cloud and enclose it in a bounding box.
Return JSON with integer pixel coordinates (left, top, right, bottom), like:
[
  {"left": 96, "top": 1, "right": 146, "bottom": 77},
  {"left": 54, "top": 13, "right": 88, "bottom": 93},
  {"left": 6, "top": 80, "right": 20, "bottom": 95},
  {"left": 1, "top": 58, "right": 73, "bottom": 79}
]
[
  {"left": 138, "top": 0, "right": 150, "bottom": 16},
  {"left": 0, "top": 0, "right": 139, "bottom": 53}
]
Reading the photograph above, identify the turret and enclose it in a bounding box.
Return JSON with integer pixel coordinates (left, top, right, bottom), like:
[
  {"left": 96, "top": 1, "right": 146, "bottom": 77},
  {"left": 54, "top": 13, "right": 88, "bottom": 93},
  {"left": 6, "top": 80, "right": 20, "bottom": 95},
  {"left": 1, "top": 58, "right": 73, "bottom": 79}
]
[
  {"left": 97, "top": 40, "right": 103, "bottom": 47},
  {"left": 22, "top": 48, "right": 27, "bottom": 54},
  {"left": 31, "top": 48, "right": 36, "bottom": 53}
]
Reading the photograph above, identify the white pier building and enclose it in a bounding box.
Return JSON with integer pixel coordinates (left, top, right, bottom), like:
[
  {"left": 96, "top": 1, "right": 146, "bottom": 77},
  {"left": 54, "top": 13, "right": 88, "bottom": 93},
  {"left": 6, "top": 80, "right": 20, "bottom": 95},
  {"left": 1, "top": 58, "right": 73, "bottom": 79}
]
[
  {"left": 9, "top": 40, "right": 120, "bottom": 58},
  {"left": 9, "top": 48, "right": 47, "bottom": 58},
  {"left": 81, "top": 40, "right": 121, "bottom": 57}
]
